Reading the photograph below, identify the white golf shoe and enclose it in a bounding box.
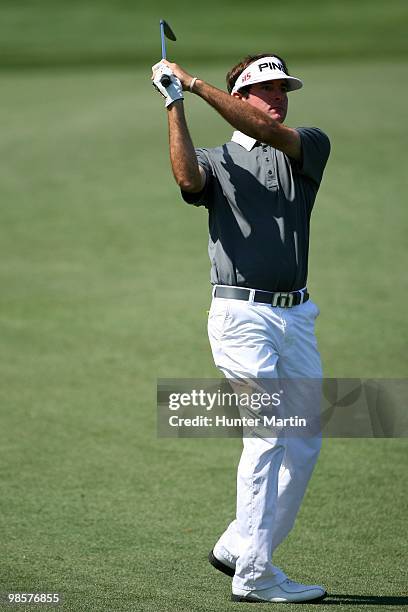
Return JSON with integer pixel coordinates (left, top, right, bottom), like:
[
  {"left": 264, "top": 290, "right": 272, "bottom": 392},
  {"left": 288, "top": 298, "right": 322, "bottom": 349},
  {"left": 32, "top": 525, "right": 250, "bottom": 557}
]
[
  {"left": 231, "top": 579, "right": 327, "bottom": 603},
  {"left": 208, "top": 547, "right": 235, "bottom": 577}
]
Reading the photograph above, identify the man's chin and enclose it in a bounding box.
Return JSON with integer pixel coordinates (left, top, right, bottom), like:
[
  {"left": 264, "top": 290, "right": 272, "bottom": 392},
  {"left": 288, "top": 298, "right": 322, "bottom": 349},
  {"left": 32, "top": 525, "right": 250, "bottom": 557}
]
[{"left": 269, "top": 109, "right": 286, "bottom": 123}]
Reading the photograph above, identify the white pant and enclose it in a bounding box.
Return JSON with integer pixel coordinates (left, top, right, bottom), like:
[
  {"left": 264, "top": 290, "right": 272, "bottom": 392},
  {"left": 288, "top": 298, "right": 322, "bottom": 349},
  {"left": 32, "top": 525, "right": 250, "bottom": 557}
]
[{"left": 207, "top": 291, "right": 322, "bottom": 591}]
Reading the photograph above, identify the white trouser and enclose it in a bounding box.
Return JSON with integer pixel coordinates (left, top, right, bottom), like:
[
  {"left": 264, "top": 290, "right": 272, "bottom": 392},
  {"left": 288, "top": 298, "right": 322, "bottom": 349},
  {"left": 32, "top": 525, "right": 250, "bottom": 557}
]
[{"left": 207, "top": 290, "right": 322, "bottom": 591}]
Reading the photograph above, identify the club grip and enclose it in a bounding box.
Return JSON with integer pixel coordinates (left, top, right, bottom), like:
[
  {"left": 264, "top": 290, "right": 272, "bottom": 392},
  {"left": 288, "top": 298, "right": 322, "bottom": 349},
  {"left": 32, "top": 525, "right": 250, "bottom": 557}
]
[{"left": 160, "top": 74, "right": 171, "bottom": 87}]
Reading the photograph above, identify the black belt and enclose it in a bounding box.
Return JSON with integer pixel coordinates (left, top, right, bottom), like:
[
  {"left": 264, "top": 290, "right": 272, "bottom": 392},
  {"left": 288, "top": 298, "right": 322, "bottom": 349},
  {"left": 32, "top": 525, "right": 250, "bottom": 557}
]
[{"left": 214, "top": 285, "right": 309, "bottom": 308}]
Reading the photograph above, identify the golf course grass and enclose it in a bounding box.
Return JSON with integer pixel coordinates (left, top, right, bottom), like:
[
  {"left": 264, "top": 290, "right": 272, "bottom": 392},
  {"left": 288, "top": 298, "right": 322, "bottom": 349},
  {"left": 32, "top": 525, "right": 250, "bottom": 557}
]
[{"left": 0, "top": 1, "right": 407, "bottom": 610}]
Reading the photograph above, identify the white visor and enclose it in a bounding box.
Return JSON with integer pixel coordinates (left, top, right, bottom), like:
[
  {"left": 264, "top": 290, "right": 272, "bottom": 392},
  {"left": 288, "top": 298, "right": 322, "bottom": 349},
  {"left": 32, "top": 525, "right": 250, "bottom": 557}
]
[{"left": 231, "top": 56, "right": 303, "bottom": 94}]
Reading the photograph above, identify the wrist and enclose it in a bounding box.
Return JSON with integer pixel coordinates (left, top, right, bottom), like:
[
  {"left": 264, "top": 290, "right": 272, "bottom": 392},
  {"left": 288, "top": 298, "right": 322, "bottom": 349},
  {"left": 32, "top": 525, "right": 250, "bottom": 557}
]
[
  {"left": 194, "top": 78, "right": 205, "bottom": 95},
  {"left": 189, "top": 77, "right": 198, "bottom": 92},
  {"left": 189, "top": 77, "right": 205, "bottom": 93},
  {"left": 166, "top": 98, "right": 184, "bottom": 111}
]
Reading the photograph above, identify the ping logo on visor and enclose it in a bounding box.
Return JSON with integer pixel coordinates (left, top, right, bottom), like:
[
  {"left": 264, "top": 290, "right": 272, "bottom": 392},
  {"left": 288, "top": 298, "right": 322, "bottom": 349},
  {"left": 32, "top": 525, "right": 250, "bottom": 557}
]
[
  {"left": 259, "top": 60, "right": 286, "bottom": 73},
  {"left": 231, "top": 56, "right": 303, "bottom": 94}
]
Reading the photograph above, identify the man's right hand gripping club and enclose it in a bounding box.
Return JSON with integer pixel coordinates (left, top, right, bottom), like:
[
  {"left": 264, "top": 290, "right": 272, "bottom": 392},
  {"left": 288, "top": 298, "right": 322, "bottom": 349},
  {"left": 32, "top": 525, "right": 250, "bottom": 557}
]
[{"left": 152, "top": 61, "right": 184, "bottom": 108}]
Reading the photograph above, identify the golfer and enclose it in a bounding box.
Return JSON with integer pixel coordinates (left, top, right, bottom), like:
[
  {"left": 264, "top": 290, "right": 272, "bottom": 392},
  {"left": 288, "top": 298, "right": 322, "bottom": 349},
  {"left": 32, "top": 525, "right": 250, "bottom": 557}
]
[{"left": 152, "top": 53, "right": 330, "bottom": 604}]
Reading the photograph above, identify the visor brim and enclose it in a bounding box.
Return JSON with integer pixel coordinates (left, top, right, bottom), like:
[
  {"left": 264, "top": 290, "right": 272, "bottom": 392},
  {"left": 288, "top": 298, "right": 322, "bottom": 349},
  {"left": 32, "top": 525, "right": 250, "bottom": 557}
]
[{"left": 232, "top": 73, "right": 303, "bottom": 94}]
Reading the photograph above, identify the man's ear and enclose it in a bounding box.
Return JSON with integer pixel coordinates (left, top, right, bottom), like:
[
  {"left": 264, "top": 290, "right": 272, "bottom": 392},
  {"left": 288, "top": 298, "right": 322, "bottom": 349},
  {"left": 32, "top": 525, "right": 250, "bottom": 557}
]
[{"left": 232, "top": 92, "right": 245, "bottom": 101}]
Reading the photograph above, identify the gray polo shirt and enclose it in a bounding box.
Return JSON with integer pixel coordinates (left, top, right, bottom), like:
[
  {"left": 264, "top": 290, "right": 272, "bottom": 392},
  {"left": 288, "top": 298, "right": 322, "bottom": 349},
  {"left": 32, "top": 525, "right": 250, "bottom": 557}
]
[{"left": 182, "top": 127, "right": 330, "bottom": 292}]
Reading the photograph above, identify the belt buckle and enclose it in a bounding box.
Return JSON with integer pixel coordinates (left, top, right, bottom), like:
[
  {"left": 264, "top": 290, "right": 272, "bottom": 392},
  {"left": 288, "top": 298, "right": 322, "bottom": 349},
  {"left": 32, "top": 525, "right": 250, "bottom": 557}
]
[{"left": 272, "top": 292, "right": 294, "bottom": 308}]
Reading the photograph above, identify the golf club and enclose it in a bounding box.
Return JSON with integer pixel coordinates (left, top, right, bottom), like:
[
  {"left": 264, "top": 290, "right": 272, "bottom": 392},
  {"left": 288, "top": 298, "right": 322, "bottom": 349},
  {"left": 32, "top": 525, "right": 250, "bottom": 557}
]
[{"left": 159, "top": 19, "right": 177, "bottom": 87}]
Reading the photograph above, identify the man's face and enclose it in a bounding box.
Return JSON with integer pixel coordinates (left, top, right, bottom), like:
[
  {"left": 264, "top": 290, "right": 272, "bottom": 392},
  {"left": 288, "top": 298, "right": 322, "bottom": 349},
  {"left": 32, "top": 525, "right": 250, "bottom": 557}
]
[{"left": 235, "top": 79, "right": 289, "bottom": 123}]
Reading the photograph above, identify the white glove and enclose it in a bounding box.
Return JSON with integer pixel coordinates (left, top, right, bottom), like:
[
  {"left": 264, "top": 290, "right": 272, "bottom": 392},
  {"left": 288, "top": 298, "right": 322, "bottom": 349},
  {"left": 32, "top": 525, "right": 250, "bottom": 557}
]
[{"left": 152, "top": 62, "right": 184, "bottom": 108}]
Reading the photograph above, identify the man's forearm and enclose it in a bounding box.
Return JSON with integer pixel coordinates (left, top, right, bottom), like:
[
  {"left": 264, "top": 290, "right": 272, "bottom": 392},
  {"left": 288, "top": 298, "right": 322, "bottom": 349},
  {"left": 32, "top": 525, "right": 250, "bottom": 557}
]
[
  {"left": 191, "top": 79, "right": 300, "bottom": 159},
  {"left": 167, "top": 101, "right": 203, "bottom": 192},
  {"left": 192, "top": 80, "right": 278, "bottom": 138}
]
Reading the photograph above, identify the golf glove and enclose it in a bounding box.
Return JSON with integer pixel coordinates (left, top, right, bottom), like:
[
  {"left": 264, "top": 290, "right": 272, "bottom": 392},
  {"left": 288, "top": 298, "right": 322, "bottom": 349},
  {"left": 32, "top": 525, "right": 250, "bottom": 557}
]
[{"left": 152, "top": 62, "right": 184, "bottom": 108}]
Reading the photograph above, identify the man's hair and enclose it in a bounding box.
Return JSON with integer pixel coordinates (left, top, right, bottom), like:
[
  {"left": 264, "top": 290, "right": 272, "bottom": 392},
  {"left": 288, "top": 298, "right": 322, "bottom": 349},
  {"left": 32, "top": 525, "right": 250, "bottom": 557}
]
[{"left": 226, "top": 53, "right": 289, "bottom": 96}]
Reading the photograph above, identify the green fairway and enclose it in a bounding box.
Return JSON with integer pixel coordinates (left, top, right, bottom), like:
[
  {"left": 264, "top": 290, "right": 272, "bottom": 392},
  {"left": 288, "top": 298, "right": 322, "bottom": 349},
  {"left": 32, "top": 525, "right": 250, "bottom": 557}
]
[
  {"left": 1, "top": 2, "right": 408, "bottom": 609},
  {"left": 0, "top": 0, "right": 407, "bottom": 67}
]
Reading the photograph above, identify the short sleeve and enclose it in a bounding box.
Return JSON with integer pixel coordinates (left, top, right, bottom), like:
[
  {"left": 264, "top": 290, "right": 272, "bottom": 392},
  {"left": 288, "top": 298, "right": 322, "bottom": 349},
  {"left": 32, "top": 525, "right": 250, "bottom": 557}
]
[
  {"left": 294, "top": 127, "right": 331, "bottom": 185},
  {"left": 181, "top": 148, "right": 214, "bottom": 207}
]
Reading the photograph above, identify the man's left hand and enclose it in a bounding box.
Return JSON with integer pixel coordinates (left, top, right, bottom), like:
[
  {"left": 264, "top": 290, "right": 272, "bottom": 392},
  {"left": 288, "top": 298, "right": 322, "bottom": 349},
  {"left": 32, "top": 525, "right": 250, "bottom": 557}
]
[{"left": 152, "top": 61, "right": 184, "bottom": 107}]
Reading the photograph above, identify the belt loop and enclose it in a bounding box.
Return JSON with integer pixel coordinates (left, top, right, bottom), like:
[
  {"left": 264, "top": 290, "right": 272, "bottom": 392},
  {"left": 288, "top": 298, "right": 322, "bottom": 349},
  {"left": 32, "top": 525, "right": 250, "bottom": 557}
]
[{"left": 248, "top": 288, "right": 256, "bottom": 304}]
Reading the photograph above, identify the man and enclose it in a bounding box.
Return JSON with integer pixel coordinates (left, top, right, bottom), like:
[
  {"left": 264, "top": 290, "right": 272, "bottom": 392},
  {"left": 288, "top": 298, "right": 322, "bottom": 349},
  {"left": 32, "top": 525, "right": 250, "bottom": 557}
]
[{"left": 152, "top": 53, "right": 330, "bottom": 603}]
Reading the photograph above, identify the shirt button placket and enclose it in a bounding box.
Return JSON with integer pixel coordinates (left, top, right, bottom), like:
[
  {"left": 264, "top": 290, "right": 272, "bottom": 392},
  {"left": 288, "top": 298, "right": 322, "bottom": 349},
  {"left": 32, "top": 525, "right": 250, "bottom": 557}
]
[{"left": 263, "top": 145, "right": 275, "bottom": 189}]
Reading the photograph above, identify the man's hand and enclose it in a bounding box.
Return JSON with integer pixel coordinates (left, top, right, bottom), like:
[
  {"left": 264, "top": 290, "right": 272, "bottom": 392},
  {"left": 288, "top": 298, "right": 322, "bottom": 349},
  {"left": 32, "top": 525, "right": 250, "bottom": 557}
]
[
  {"left": 152, "top": 61, "right": 184, "bottom": 107},
  {"left": 160, "top": 59, "right": 196, "bottom": 91}
]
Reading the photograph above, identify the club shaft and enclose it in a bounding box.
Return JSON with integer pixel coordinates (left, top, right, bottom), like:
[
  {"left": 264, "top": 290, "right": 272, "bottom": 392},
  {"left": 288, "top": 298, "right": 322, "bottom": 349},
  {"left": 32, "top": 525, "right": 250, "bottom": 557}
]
[{"left": 160, "top": 21, "right": 167, "bottom": 59}]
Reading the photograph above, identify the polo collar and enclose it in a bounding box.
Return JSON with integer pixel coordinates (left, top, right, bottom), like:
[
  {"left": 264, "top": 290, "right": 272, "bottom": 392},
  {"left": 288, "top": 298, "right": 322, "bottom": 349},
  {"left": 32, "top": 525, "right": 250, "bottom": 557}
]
[{"left": 231, "top": 130, "right": 258, "bottom": 151}]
